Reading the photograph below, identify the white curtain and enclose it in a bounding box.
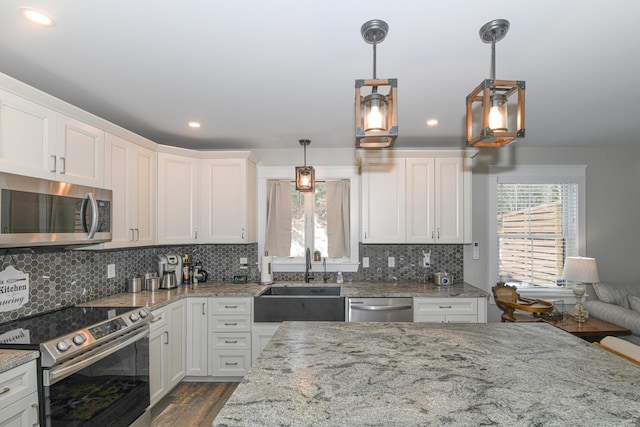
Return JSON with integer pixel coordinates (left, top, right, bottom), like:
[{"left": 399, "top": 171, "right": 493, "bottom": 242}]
[
  {"left": 265, "top": 180, "right": 292, "bottom": 257},
  {"left": 326, "top": 180, "right": 350, "bottom": 257}
]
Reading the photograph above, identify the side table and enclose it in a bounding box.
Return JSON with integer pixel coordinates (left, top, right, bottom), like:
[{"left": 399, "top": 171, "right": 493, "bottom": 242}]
[{"left": 543, "top": 316, "right": 631, "bottom": 342}]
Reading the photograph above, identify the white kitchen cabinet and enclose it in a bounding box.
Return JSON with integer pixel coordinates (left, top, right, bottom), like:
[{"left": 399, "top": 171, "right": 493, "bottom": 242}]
[
  {"left": 251, "top": 322, "right": 280, "bottom": 363},
  {"left": 157, "top": 152, "right": 199, "bottom": 244},
  {"left": 360, "top": 152, "right": 473, "bottom": 244},
  {"left": 0, "top": 90, "right": 105, "bottom": 187},
  {"left": 186, "top": 297, "right": 209, "bottom": 377},
  {"left": 360, "top": 158, "right": 406, "bottom": 243},
  {"left": 209, "top": 297, "right": 252, "bottom": 378},
  {"left": 0, "top": 89, "right": 56, "bottom": 180},
  {"left": 0, "top": 359, "right": 39, "bottom": 427},
  {"left": 413, "top": 297, "right": 487, "bottom": 323},
  {"left": 199, "top": 157, "right": 257, "bottom": 243},
  {"left": 150, "top": 300, "right": 186, "bottom": 407},
  {"left": 105, "top": 133, "right": 156, "bottom": 248}
]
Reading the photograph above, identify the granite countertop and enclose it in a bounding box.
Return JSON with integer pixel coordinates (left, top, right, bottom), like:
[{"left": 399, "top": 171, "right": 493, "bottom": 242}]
[
  {"left": 214, "top": 322, "right": 640, "bottom": 426},
  {"left": 80, "top": 281, "right": 488, "bottom": 310},
  {"left": 0, "top": 349, "right": 39, "bottom": 374}
]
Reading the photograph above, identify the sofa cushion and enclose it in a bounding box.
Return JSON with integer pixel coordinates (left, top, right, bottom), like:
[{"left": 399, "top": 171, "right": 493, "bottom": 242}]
[
  {"left": 629, "top": 295, "right": 640, "bottom": 313},
  {"left": 593, "top": 283, "right": 629, "bottom": 308}
]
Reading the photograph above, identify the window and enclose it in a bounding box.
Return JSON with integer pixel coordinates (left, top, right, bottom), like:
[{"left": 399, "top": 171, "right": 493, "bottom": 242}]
[
  {"left": 258, "top": 166, "right": 359, "bottom": 272},
  {"left": 490, "top": 166, "right": 586, "bottom": 290}
]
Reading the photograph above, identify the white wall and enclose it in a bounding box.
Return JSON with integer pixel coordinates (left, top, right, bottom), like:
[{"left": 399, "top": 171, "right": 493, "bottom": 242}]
[{"left": 464, "top": 145, "right": 640, "bottom": 321}]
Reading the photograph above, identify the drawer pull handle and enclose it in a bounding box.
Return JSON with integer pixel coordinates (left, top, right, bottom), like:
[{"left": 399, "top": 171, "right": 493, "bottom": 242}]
[
  {"left": 225, "top": 305, "right": 238, "bottom": 309},
  {"left": 224, "top": 322, "right": 238, "bottom": 326},
  {"left": 0, "top": 387, "right": 9, "bottom": 395},
  {"left": 439, "top": 305, "right": 452, "bottom": 309},
  {"left": 225, "top": 340, "right": 238, "bottom": 344},
  {"left": 225, "top": 362, "right": 239, "bottom": 366},
  {"left": 151, "top": 315, "right": 164, "bottom": 323}
]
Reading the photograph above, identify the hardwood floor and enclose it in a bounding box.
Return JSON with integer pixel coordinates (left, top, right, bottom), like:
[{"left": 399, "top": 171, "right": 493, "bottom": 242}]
[{"left": 151, "top": 382, "right": 238, "bottom": 427}]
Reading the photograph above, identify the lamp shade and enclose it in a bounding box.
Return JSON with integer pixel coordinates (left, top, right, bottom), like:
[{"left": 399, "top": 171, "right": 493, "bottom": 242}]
[{"left": 562, "top": 257, "right": 600, "bottom": 283}]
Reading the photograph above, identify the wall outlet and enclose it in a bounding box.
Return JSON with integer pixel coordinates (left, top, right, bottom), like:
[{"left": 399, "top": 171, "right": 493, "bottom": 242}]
[
  {"left": 362, "top": 257, "right": 369, "bottom": 268},
  {"left": 388, "top": 257, "right": 395, "bottom": 268},
  {"left": 473, "top": 241, "right": 480, "bottom": 260},
  {"left": 107, "top": 264, "right": 116, "bottom": 279},
  {"left": 423, "top": 253, "right": 430, "bottom": 268},
  {"left": 240, "top": 257, "right": 248, "bottom": 270}
]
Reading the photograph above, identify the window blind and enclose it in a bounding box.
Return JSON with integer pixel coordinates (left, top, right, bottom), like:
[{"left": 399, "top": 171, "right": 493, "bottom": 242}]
[{"left": 496, "top": 182, "right": 579, "bottom": 287}]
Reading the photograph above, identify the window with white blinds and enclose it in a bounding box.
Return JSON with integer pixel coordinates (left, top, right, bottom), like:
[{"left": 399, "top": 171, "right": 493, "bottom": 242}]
[{"left": 489, "top": 166, "right": 586, "bottom": 289}]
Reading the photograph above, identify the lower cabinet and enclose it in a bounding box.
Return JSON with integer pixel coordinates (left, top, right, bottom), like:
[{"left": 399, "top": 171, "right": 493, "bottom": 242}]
[
  {"left": 251, "top": 323, "right": 281, "bottom": 363},
  {"left": 209, "top": 297, "right": 252, "bottom": 378},
  {"left": 150, "top": 300, "right": 186, "bottom": 407},
  {"left": 413, "top": 297, "right": 487, "bottom": 323},
  {"left": 0, "top": 360, "right": 39, "bottom": 427},
  {"left": 186, "top": 297, "right": 209, "bottom": 376}
]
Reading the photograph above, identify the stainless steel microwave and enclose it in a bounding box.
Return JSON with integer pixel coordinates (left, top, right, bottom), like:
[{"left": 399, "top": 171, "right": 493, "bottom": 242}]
[{"left": 0, "top": 172, "right": 112, "bottom": 248}]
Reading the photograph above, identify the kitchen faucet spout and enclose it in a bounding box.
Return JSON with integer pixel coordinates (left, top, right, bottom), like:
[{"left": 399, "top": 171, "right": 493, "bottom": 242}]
[{"left": 304, "top": 248, "right": 314, "bottom": 283}]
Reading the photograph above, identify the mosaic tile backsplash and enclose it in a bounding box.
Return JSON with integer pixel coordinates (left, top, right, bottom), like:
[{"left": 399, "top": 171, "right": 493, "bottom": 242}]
[{"left": 0, "top": 243, "right": 462, "bottom": 323}]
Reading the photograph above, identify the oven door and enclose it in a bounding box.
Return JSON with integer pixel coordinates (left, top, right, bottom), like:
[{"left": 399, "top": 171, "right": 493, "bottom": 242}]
[{"left": 43, "top": 327, "right": 150, "bottom": 427}]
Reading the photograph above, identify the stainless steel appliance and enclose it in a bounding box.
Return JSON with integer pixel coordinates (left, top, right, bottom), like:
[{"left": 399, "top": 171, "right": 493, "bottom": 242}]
[
  {"left": 157, "top": 254, "right": 182, "bottom": 289},
  {"left": 434, "top": 272, "right": 453, "bottom": 286},
  {"left": 0, "top": 306, "right": 152, "bottom": 426},
  {"left": 0, "top": 172, "right": 112, "bottom": 247},
  {"left": 347, "top": 297, "right": 413, "bottom": 322}
]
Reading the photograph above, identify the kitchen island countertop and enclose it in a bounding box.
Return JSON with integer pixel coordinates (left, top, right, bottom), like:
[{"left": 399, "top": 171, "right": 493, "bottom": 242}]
[{"left": 213, "top": 321, "right": 640, "bottom": 426}]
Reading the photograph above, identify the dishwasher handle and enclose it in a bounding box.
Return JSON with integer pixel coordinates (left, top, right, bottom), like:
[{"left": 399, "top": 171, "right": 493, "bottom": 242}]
[{"left": 349, "top": 304, "right": 413, "bottom": 311}]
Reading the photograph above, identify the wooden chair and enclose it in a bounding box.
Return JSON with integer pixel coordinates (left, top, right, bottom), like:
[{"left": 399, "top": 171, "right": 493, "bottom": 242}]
[
  {"left": 492, "top": 282, "right": 553, "bottom": 322},
  {"left": 594, "top": 336, "right": 640, "bottom": 366}
]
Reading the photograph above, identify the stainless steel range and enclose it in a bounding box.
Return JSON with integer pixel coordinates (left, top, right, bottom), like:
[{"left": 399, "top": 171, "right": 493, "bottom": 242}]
[{"left": 0, "top": 306, "right": 152, "bottom": 426}]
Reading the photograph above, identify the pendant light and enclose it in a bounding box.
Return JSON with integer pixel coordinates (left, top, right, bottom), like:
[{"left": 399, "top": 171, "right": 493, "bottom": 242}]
[
  {"left": 295, "top": 139, "right": 315, "bottom": 192},
  {"left": 355, "top": 19, "right": 398, "bottom": 148},
  {"left": 466, "top": 19, "right": 525, "bottom": 147}
]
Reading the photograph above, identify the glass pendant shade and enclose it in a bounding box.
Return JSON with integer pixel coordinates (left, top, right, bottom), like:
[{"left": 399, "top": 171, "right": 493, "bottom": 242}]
[
  {"left": 363, "top": 93, "right": 388, "bottom": 131},
  {"left": 489, "top": 94, "right": 508, "bottom": 131},
  {"left": 295, "top": 166, "right": 315, "bottom": 192}
]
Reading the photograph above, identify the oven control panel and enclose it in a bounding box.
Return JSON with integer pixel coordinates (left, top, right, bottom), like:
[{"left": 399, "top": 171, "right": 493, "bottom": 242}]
[{"left": 89, "top": 317, "right": 127, "bottom": 339}]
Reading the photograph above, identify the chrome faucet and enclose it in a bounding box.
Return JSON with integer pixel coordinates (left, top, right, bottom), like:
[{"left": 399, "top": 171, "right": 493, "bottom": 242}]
[{"left": 304, "top": 248, "right": 314, "bottom": 283}]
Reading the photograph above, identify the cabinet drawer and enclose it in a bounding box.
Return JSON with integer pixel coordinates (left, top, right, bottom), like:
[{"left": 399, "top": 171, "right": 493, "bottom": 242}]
[
  {"left": 150, "top": 306, "right": 169, "bottom": 332},
  {"left": 0, "top": 360, "right": 37, "bottom": 409},
  {"left": 209, "top": 350, "right": 251, "bottom": 376},
  {"left": 210, "top": 298, "right": 251, "bottom": 315},
  {"left": 414, "top": 298, "right": 478, "bottom": 315},
  {"left": 211, "top": 333, "right": 251, "bottom": 350},
  {"left": 211, "top": 316, "right": 251, "bottom": 333}
]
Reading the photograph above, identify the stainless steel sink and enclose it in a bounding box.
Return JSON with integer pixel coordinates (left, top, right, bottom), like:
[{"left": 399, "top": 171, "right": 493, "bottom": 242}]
[{"left": 254, "top": 286, "right": 345, "bottom": 322}]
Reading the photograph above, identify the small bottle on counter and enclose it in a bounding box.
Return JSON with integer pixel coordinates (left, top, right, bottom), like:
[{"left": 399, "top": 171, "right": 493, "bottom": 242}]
[
  {"left": 183, "top": 254, "right": 191, "bottom": 285},
  {"left": 336, "top": 271, "right": 343, "bottom": 284}
]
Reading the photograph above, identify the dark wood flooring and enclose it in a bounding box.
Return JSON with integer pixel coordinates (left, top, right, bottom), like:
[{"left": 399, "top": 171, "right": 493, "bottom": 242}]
[{"left": 150, "top": 382, "right": 238, "bottom": 427}]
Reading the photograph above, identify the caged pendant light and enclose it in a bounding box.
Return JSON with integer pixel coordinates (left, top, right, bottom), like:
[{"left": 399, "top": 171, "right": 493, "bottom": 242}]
[
  {"left": 295, "top": 139, "right": 315, "bottom": 192},
  {"left": 355, "top": 19, "right": 398, "bottom": 149},
  {"left": 466, "top": 19, "right": 525, "bottom": 147}
]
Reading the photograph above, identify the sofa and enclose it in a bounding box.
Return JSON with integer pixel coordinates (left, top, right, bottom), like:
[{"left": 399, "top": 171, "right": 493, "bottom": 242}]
[{"left": 584, "top": 282, "right": 640, "bottom": 345}]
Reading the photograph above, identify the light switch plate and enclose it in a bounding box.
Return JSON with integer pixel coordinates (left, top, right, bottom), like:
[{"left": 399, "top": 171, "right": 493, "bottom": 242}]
[
  {"left": 388, "top": 257, "right": 395, "bottom": 268},
  {"left": 362, "top": 257, "right": 369, "bottom": 268},
  {"left": 473, "top": 241, "right": 480, "bottom": 260},
  {"left": 107, "top": 264, "right": 115, "bottom": 279}
]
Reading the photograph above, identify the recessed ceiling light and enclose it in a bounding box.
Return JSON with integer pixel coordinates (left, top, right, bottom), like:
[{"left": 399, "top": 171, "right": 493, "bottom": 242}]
[
  {"left": 19, "top": 8, "right": 56, "bottom": 27},
  {"left": 188, "top": 121, "right": 201, "bottom": 128},
  {"left": 426, "top": 119, "right": 439, "bottom": 127}
]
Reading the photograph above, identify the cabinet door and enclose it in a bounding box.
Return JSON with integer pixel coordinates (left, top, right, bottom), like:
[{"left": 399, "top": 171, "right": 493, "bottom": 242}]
[
  {"left": 361, "top": 158, "right": 405, "bottom": 243},
  {"left": 56, "top": 114, "right": 104, "bottom": 187},
  {"left": 105, "top": 134, "right": 132, "bottom": 247},
  {"left": 157, "top": 153, "right": 199, "bottom": 244},
  {"left": 0, "top": 89, "right": 57, "bottom": 179},
  {"left": 167, "top": 300, "right": 186, "bottom": 389},
  {"left": 0, "top": 393, "right": 39, "bottom": 427},
  {"left": 186, "top": 298, "right": 208, "bottom": 376},
  {"left": 132, "top": 144, "right": 156, "bottom": 246},
  {"left": 406, "top": 158, "right": 436, "bottom": 243},
  {"left": 434, "top": 157, "right": 464, "bottom": 243},
  {"left": 149, "top": 324, "right": 168, "bottom": 407},
  {"left": 200, "top": 159, "right": 255, "bottom": 243}
]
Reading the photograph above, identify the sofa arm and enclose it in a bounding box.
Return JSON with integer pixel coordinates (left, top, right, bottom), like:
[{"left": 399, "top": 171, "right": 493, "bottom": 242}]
[{"left": 584, "top": 300, "right": 640, "bottom": 336}]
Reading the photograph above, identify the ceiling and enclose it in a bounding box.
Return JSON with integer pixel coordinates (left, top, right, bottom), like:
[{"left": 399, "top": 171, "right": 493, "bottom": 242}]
[{"left": 1, "top": 1, "right": 639, "bottom": 151}]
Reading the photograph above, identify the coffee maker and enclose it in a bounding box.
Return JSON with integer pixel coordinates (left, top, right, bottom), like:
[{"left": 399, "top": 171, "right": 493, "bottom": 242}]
[{"left": 157, "top": 253, "right": 182, "bottom": 289}]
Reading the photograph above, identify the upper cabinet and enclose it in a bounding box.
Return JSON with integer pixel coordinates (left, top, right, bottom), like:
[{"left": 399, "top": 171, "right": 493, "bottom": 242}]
[
  {"left": 0, "top": 89, "right": 104, "bottom": 187},
  {"left": 105, "top": 133, "right": 157, "bottom": 248},
  {"left": 360, "top": 151, "right": 474, "bottom": 244},
  {"left": 157, "top": 152, "right": 199, "bottom": 245},
  {"left": 199, "top": 157, "right": 257, "bottom": 243}
]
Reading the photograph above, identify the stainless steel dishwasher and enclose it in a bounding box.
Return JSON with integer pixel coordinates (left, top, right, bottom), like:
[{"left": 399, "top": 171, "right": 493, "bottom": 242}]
[{"left": 347, "top": 297, "right": 413, "bottom": 322}]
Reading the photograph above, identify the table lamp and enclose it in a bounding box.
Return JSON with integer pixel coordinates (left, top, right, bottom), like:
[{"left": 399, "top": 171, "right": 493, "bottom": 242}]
[{"left": 562, "top": 256, "right": 599, "bottom": 322}]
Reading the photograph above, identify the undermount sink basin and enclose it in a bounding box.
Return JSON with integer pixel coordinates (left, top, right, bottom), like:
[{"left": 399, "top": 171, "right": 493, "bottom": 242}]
[
  {"left": 254, "top": 286, "right": 345, "bottom": 322},
  {"left": 259, "top": 286, "right": 341, "bottom": 296}
]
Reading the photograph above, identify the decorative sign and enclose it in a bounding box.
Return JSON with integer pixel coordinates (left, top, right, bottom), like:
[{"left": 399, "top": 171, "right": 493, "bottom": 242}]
[{"left": 0, "top": 266, "right": 30, "bottom": 312}]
